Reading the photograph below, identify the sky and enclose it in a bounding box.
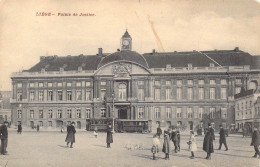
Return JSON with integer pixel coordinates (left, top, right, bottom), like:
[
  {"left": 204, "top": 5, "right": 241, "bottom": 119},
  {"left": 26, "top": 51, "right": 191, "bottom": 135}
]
[{"left": 0, "top": 0, "right": 260, "bottom": 90}]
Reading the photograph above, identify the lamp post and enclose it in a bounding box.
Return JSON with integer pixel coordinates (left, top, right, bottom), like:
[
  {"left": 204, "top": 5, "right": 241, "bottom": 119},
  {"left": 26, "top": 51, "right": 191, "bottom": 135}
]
[{"left": 112, "top": 91, "right": 115, "bottom": 132}]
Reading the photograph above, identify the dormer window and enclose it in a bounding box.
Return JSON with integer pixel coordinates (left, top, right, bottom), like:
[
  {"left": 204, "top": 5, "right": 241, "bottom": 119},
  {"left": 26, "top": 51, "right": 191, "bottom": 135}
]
[
  {"left": 59, "top": 67, "right": 64, "bottom": 72},
  {"left": 41, "top": 68, "right": 45, "bottom": 73},
  {"left": 166, "top": 64, "right": 171, "bottom": 69},
  {"left": 78, "top": 66, "right": 82, "bottom": 72},
  {"left": 188, "top": 64, "right": 192, "bottom": 70},
  {"left": 209, "top": 63, "right": 215, "bottom": 68}
]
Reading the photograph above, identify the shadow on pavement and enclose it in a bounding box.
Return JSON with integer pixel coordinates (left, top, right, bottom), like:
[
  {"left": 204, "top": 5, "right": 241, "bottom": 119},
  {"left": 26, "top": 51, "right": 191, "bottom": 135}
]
[
  {"left": 132, "top": 154, "right": 164, "bottom": 160},
  {"left": 93, "top": 144, "right": 107, "bottom": 148},
  {"left": 58, "top": 145, "right": 69, "bottom": 148}
]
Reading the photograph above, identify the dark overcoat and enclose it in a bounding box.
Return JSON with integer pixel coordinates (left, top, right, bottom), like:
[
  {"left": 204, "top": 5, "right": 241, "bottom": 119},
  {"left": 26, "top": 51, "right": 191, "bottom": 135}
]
[
  {"left": 18, "top": 124, "right": 22, "bottom": 132},
  {"left": 65, "top": 125, "right": 76, "bottom": 143},
  {"left": 170, "top": 131, "right": 178, "bottom": 142},
  {"left": 203, "top": 128, "right": 214, "bottom": 153},
  {"left": 106, "top": 125, "right": 113, "bottom": 144},
  {"left": 219, "top": 128, "right": 226, "bottom": 143},
  {"left": 251, "top": 130, "right": 260, "bottom": 146},
  {"left": 162, "top": 134, "right": 170, "bottom": 153},
  {"left": 0, "top": 124, "right": 8, "bottom": 139},
  {"left": 157, "top": 128, "right": 162, "bottom": 136}
]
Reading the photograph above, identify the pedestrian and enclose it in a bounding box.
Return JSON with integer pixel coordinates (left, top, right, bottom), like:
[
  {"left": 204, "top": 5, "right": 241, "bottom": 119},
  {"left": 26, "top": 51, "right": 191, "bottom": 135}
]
[
  {"left": 251, "top": 127, "right": 260, "bottom": 158},
  {"left": 94, "top": 126, "right": 98, "bottom": 138},
  {"left": 0, "top": 121, "right": 8, "bottom": 155},
  {"left": 61, "top": 126, "right": 64, "bottom": 133},
  {"left": 36, "top": 124, "right": 39, "bottom": 132},
  {"left": 242, "top": 128, "right": 246, "bottom": 138},
  {"left": 218, "top": 125, "right": 228, "bottom": 151},
  {"left": 176, "top": 128, "right": 181, "bottom": 152},
  {"left": 170, "top": 127, "right": 179, "bottom": 153},
  {"left": 203, "top": 123, "right": 215, "bottom": 160},
  {"left": 65, "top": 122, "right": 76, "bottom": 148},
  {"left": 157, "top": 126, "right": 162, "bottom": 139},
  {"left": 151, "top": 134, "right": 160, "bottom": 160},
  {"left": 187, "top": 130, "right": 197, "bottom": 159},
  {"left": 162, "top": 130, "right": 170, "bottom": 160},
  {"left": 106, "top": 122, "right": 113, "bottom": 148},
  {"left": 17, "top": 123, "right": 22, "bottom": 134}
]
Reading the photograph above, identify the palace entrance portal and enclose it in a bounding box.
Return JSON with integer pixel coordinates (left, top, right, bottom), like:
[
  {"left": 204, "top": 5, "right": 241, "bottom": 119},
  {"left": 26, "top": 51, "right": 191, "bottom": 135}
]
[{"left": 116, "top": 105, "right": 130, "bottom": 119}]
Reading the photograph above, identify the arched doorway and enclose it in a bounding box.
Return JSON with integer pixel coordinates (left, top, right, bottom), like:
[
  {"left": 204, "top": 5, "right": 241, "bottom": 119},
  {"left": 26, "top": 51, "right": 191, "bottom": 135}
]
[{"left": 118, "top": 108, "right": 127, "bottom": 119}]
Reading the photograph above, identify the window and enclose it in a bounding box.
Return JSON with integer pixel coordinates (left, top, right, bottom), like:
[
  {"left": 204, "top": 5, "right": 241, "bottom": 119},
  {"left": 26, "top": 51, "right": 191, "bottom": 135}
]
[
  {"left": 39, "top": 121, "right": 43, "bottom": 127},
  {"left": 48, "top": 82, "right": 53, "bottom": 87},
  {"left": 17, "top": 91, "right": 22, "bottom": 101},
  {"left": 221, "top": 79, "right": 227, "bottom": 85},
  {"left": 86, "top": 90, "right": 91, "bottom": 101},
  {"left": 187, "top": 108, "right": 193, "bottom": 118},
  {"left": 221, "top": 88, "right": 227, "bottom": 99},
  {"left": 166, "top": 107, "right": 171, "bottom": 119},
  {"left": 187, "top": 88, "right": 193, "bottom": 100},
  {"left": 39, "top": 83, "right": 44, "bottom": 87},
  {"left": 47, "top": 90, "right": 53, "bottom": 101},
  {"left": 177, "top": 121, "right": 182, "bottom": 127},
  {"left": 236, "top": 79, "right": 242, "bottom": 84},
  {"left": 138, "top": 108, "right": 144, "bottom": 119},
  {"left": 39, "top": 91, "right": 44, "bottom": 101},
  {"left": 210, "top": 108, "right": 215, "bottom": 119},
  {"left": 177, "top": 80, "right": 182, "bottom": 86},
  {"left": 166, "top": 80, "right": 171, "bottom": 85},
  {"left": 67, "top": 82, "right": 72, "bottom": 87},
  {"left": 198, "top": 80, "right": 205, "bottom": 85},
  {"left": 235, "top": 87, "right": 241, "bottom": 94},
  {"left": 166, "top": 88, "right": 171, "bottom": 100},
  {"left": 138, "top": 88, "right": 144, "bottom": 100},
  {"left": 29, "top": 83, "right": 35, "bottom": 88},
  {"left": 138, "top": 80, "right": 144, "bottom": 85},
  {"left": 67, "top": 90, "right": 72, "bottom": 101},
  {"left": 100, "top": 89, "right": 106, "bottom": 100},
  {"left": 57, "top": 109, "right": 62, "bottom": 118},
  {"left": 210, "top": 79, "right": 216, "bottom": 85},
  {"left": 177, "top": 87, "right": 182, "bottom": 100},
  {"left": 30, "top": 110, "right": 34, "bottom": 119},
  {"left": 241, "top": 102, "right": 244, "bottom": 110},
  {"left": 245, "top": 101, "right": 248, "bottom": 110},
  {"left": 29, "top": 91, "right": 35, "bottom": 101},
  {"left": 250, "top": 101, "right": 252, "bottom": 107},
  {"left": 76, "top": 109, "right": 81, "bottom": 118},
  {"left": 57, "top": 90, "right": 63, "bottom": 101},
  {"left": 100, "top": 109, "right": 106, "bottom": 117},
  {"left": 237, "top": 103, "right": 240, "bottom": 110},
  {"left": 86, "top": 81, "right": 91, "bottom": 86},
  {"left": 176, "top": 108, "right": 182, "bottom": 118},
  {"left": 187, "top": 80, "right": 193, "bottom": 85},
  {"left": 209, "top": 63, "right": 215, "bottom": 68},
  {"left": 118, "top": 84, "right": 127, "bottom": 101},
  {"left": 101, "top": 81, "right": 106, "bottom": 86},
  {"left": 76, "top": 90, "right": 82, "bottom": 101},
  {"left": 155, "top": 80, "right": 161, "bottom": 86},
  {"left": 154, "top": 89, "right": 161, "bottom": 100},
  {"left": 221, "top": 108, "right": 227, "bottom": 119},
  {"left": 210, "top": 88, "right": 215, "bottom": 99},
  {"left": 86, "top": 109, "right": 91, "bottom": 118},
  {"left": 17, "top": 83, "right": 22, "bottom": 88},
  {"left": 154, "top": 108, "right": 160, "bottom": 118},
  {"left": 39, "top": 110, "right": 43, "bottom": 119},
  {"left": 17, "top": 110, "right": 22, "bottom": 118},
  {"left": 48, "top": 109, "right": 52, "bottom": 118},
  {"left": 198, "top": 108, "right": 204, "bottom": 119},
  {"left": 67, "top": 109, "right": 72, "bottom": 118},
  {"left": 48, "top": 121, "right": 52, "bottom": 127},
  {"left": 76, "top": 82, "right": 81, "bottom": 87},
  {"left": 57, "top": 82, "right": 62, "bottom": 87}
]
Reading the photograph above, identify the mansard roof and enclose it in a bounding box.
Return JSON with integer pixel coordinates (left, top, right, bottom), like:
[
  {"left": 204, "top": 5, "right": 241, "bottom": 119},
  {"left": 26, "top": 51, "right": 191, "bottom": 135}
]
[{"left": 25, "top": 49, "right": 260, "bottom": 72}]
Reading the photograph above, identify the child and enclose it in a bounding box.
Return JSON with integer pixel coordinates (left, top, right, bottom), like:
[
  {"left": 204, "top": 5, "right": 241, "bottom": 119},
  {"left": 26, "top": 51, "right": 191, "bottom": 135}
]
[
  {"left": 151, "top": 134, "right": 160, "bottom": 160},
  {"left": 187, "top": 130, "right": 197, "bottom": 159},
  {"left": 162, "top": 131, "right": 170, "bottom": 160},
  {"left": 177, "top": 128, "right": 181, "bottom": 152},
  {"left": 94, "top": 126, "right": 98, "bottom": 138}
]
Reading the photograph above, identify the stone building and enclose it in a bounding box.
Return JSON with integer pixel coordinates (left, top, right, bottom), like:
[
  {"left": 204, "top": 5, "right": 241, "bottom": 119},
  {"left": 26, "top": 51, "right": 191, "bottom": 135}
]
[
  {"left": 10, "top": 30, "right": 260, "bottom": 131},
  {"left": 0, "top": 91, "right": 12, "bottom": 123}
]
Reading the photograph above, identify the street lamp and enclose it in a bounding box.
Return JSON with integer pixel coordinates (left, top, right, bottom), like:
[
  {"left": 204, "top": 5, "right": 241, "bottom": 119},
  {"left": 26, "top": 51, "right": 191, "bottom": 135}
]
[{"left": 112, "top": 91, "right": 115, "bottom": 132}]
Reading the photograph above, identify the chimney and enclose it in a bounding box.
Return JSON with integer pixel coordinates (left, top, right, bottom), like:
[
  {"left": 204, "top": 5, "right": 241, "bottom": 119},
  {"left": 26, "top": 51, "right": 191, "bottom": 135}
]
[
  {"left": 98, "top": 48, "right": 103, "bottom": 56},
  {"left": 40, "top": 56, "right": 46, "bottom": 61},
  {"left": 152, "top": 49, "right": 156, "bottom": 54},
  {"left": 234, "top": 47, "right": 239, "bottom": 52}
]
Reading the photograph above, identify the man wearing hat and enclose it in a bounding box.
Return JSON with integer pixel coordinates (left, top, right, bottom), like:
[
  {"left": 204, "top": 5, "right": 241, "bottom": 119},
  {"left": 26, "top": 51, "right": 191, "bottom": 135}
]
[
  {"left": 251, "top": 127, "right": 260, "bottom": 158},
  {"left": 203, "top": 123, "right": 215, "bottom": 160},
  {"left": 0, "top": 121, "right": 9, "bottom": 155},
  {"left": 65, "top": 122, "right": 76, "bottom": 148},
  {"left": 218, "top": 125, "right": 228, "bottom": 151}
]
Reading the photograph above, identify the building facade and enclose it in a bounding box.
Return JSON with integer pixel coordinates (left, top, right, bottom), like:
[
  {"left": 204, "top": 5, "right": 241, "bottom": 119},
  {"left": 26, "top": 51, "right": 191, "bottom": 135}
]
[
  {"left": 10, "top": 31, "right": 260, "bottom": 131},
  {"left": 0, "top": 91, "right": 12, "bottom": 123}
]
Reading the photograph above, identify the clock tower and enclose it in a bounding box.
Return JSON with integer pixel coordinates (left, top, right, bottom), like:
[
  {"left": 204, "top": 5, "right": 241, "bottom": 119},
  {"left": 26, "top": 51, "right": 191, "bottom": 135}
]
[{"left": 121, "top": 29, "right": 132, "bottom": 51}]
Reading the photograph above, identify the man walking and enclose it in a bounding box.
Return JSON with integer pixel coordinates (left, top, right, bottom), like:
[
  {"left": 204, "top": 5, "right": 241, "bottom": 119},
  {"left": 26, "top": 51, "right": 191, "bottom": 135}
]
[
  {"left": 218, "top": 125, "right": 228, "bottom": 151},
  {"left": 251, "top": 127, "right": 260, "bottom": 158},
  {"left": 0, "top": 121, "right": 9, "bottom": 155},
  {"left": 203, "top": 123, "right": 215, "bottom": 160},
  {"left": 17, "top": 123, "right": 22, "bottom": 134},
  {"left": 65, "top": 122, "right": 76, "bottom": 148},
  {"left": 170, "top": 127, "right": 179, "bottom": 153}
]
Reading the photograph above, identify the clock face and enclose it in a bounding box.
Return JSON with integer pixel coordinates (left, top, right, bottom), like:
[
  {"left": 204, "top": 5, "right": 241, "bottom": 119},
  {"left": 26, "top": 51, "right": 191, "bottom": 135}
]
[{"left": 123, "top": 39, "right": 129, "bottom": 46}]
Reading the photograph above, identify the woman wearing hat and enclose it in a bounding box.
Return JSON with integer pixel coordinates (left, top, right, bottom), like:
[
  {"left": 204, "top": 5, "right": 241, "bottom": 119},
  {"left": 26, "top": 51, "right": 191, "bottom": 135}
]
[
  {"left": 162, "top": 130, "right": 170, "bottom": 160},
  {"left": 203, "top": 123, "right": 215, "bottom": 160},
  {"left": 106, "top": 122, "right": 113, "bottom": 148},
  {"left": 65, "top": 122, "right": 76, "bottom": 148}
]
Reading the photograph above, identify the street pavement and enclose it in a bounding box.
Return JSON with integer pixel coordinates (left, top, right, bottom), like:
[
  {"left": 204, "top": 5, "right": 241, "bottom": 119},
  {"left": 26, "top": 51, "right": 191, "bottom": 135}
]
[{"left": 0, "top": 129, "right": 259, "bottom": 167}]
